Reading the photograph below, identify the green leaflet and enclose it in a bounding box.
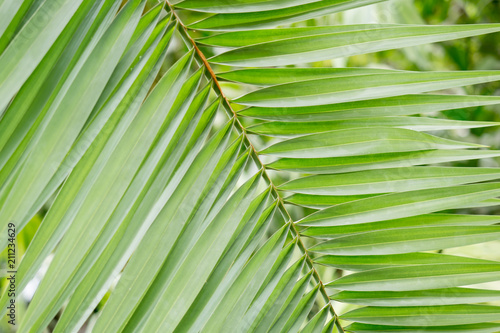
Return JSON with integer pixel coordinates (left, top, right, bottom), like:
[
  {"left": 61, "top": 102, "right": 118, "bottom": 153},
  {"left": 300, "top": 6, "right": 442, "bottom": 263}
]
[
  {"left": 0, "top": 0, "right": 34, "bottom": 46},
  {"left": 0, "top": 0, "right": 122, "bottom": 200},
  {"left": 24, "top": 16, "right": 175, "bottom": 226},
  {"left": 298, "top": 183, "right": 500, "bottom": 227},
  {"left": 327, "top": 263, "right": 500, "bottom": 291},
  {"left": 322, "top": 318, "right": 338, "bottom": 333},
  {"left": 463, "top": 198, "right": 500, "bottom": 208},
  {"left": 203, "top": 25, "right": 407, "bottom": 48},
  {"left": 210, "top": 25, "right": 500, "bottom": 66},
  {"left": 0, "top": 16, "right": 173, "bottom": 316},
  {"left": 240, "top": 94, "right": 500, "bottom": 121},
  {"left": 0, "top": 0, "right": 115, "bottom": 190},
  {"left": 280, "top": 167, "right": 500, "bottom": 195},
  {"left": 189, "top": 0, "right": 385, "bottom": 30},
  {"left": 0, "top": 0, "right": 87, "bottom": 111},
  {"left": 17, "top": 40, "right": 192, "bottom": 333},
  {"left": 123, "top": 162, "right": 268, "bottom": 330},
  {"left": 0, "top": 0, "right": 146, "bottom": 245},
  {"left": 235, "top": 71, "right": 500, "bottom": 107},
  {"left": 285, "top": 193, "right": 378, "bottom": 209},
  {"left": 55, "top": 95, "right": 221, "bottom": 333},
  {"left": 342, "top": 305, "right": 500, "bottom": 327},
  {"left": 299, "top": 305, "right": 330, "bottom": 333},
  {"left": 87, "top": 4, "right": 168, "bottom": 122},
  {"left": 218, "top": 204, "right": 284, "bottom": 330},
  {"left": 244, "top": 256, "right": 306, "bottom": 331},
  {"left": 309, "top": 226, "right": 500, "bottom": 255},
  {"left": 275, "top": 284, "right": 320, "bottom": 333},
  {"left": 300, "top": 214, "right": 500, "bottom": 238},
  {"left": 116, "top": 144, "right": 246, "bottom": 331},
  {"left": 174, "top": 203, "right": 281, "bottom": 332},
  {"left": 0, "top": 0, "right": 118, "bottom": 173},
  {"left": 218, "top": 67, "right": 398, "bottom": 85},
  {"left": 332, "top": 288, "right": 500, "bottom": 306},
  {"left": 177, "top": 0, "right": 321, "bottom": 13},
  {"left": 198, "top": 224, "right": 290, "bottom": 332},
  {"left": 315, "top": 252, "right": 496, "bottom": 271},
  {"left": 249, "top": 118, "right": 498, "bottom": 137},
  {"left": 91, "top": 120, "right": 234, "bottom": 332},
  {"left": 268, "top": 150, "right": 500, "bottom": 174},
  {"left": 132, "top": 177, "right": 269, "bottom": 332},
  {"left": 257, "top": 271, "right": 314, "bottom": 332},
  {"left": 345, "top": 322, "right": 500, "bottom": 333},
  {"left": 287, "top": 194, "right": 499, "bottom": 210},
  {"left": 261, "top": 128, "right": 482, "bottom": 159}
]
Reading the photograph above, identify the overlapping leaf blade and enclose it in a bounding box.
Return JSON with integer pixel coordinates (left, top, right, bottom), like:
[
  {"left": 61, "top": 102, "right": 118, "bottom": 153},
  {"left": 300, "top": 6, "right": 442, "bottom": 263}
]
[
  {"left": 3, "top": 0, "right": 500, "bottom": 332},
  {"left": 332, "top": 287, "right": 500, "bottom": 306},
  {"left": 210, "top": 25, "right": 500, "bottom": 66},
  {"left": 315, "top": 252, "right": 496, "bottom": 271},
  {"left": 346, "top": 322, "right": 500, "bottom": 333},
  {"left": 188, "top": 0, "right": 385, "bottom": 31},
  {"left": 0, "top": 0, "right": 147, "bottom": 243},
  {"left": 235, "top": 71, "right": 500, "bottom": 107},
  {"left": 262, "top": 128, "right": 482, "bottom": 159},
  {"left": 0, "top": 0, "right": 89, "bottom": 111},
  {"left": 249, "top": 118, "right": 498, "bottom": 137},
  {"left": 0, "top": 14, "right": 174, "bottom": 316},
  {"left": 269, "top": 150, "right": 500, "bottom": 174},
  {"left": 310, "top": 226, "right": 500, "bottom": 255},
  {"left": 342, "top": 305, "right": 500, "bottom": 327},
  {"left": 298, "top": 183, "right": 500, "bottom": 227},
  {"left": 240, "top": 94, "right": 500, "bottom": 122},
  {"left": 328, "top": 264, "right": 500, "bottom": 291},
  {"left": 280, "top": 167, "right": 500, "bottom": 195}
]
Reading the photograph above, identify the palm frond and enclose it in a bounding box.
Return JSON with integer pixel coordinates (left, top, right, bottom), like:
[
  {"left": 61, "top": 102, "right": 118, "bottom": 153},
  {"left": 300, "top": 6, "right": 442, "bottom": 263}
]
[{"left": 1, "top": 0, "right": 500, "bottom": 332}]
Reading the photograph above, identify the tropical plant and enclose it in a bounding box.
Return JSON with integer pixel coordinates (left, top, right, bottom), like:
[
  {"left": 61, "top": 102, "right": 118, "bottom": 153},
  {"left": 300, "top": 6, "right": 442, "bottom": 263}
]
[{"left": 1, "top": 0, "right": 500, "bottom": 332}]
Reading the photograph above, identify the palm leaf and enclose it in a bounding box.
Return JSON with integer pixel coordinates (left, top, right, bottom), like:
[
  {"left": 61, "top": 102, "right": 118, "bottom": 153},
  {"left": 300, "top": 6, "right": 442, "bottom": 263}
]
[{"left": 1, "top": 0, "right": 500, "bottom": 332}]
